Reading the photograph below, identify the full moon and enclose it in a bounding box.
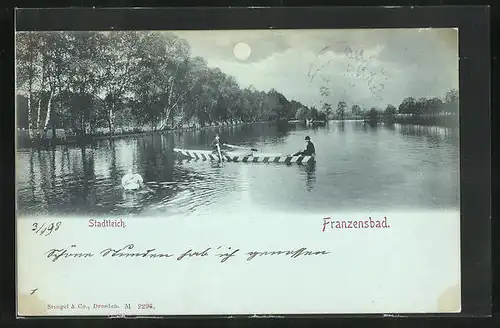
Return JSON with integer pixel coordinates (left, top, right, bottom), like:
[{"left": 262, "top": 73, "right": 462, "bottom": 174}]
[{"left": 233, "top": 42, "right": 251, "bottom": 61}]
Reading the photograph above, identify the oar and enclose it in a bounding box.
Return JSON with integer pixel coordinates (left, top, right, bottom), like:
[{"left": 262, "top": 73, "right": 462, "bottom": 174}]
[
  {"left": 285, "top": 151, "right": 302, "bottom": 157},
  {"left": 225, "top": 144, "right": 258, "bottom": 152},
  {"left": 216, "top": 143, "right": 223, "bottom": 164}
]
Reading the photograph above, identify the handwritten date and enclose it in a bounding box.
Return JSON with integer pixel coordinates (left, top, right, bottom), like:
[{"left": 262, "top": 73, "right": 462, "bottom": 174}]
[{"left": 32, "top": 222, "right": 61, "bottom": 236}]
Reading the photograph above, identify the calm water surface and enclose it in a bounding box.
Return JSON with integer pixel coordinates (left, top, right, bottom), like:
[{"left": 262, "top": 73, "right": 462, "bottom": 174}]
[{"left": 16, "top": 121, "right": 460, "bottom": 217}]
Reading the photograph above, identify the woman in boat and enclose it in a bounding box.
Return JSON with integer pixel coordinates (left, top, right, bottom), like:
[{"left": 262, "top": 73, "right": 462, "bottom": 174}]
[
  {"left": 293, "top": 136, "right": 316, "bottom": 157},
  {"left": 210, "top": 134, "right": 230, "bottom": 154}
]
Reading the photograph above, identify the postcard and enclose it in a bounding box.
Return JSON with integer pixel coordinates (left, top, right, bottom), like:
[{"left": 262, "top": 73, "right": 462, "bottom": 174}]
[{"left": 15, "top": 26, "right": 461, "bottom": 316}]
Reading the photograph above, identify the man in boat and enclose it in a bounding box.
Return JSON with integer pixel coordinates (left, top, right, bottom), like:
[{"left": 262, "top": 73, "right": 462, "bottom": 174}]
[{"left": 293, "top": 136, "right": 316, "bottom": 157}]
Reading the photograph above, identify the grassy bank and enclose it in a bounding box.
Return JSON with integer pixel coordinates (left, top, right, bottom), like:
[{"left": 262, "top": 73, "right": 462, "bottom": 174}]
[{"left": 16, "top": 120, "right": 266, "bottom": 148}]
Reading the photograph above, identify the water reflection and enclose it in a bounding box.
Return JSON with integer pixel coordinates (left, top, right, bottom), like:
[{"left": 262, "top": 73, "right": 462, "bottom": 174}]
[
  {"left": 300, "top": 162, "right": 316, "bottom": 192},
  {"left": 385, "top": 123, "right": 396, "bottom": 132},
  {"left": 398, "top": 124, "right": 459, "bottom": 147},
  {"left": 16, "top": 121, "right": 460, "bottom": 216},
  {"left": 350, "top": 122, "right": 459, "bottom": 147},
  {"left": 338, "top": 121, "right": 345, "bottom": 132}
]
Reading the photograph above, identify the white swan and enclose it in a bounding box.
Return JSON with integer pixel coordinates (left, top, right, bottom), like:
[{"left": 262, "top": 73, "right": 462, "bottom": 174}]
[{"left": 121, "top": 169, "right": 144, "bottom": 191}]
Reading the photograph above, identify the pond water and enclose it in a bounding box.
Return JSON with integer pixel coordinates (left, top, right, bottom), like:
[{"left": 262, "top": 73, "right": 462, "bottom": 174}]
[{"left": 16, "top": 121, "right": 460, "bottom": 217}]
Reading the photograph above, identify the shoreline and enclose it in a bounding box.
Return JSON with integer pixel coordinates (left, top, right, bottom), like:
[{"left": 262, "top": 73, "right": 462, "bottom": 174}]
[
  {"left": 16, "top": 120, "right": 270, "bottom": 149},
  {"left": 16, "top": 117, "right": 457, "bottom": 149}
]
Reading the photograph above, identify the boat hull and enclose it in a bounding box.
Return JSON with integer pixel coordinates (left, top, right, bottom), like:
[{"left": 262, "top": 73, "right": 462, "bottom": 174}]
[{"left": 173, "top": 148, "right": 315, "bottom": 164}]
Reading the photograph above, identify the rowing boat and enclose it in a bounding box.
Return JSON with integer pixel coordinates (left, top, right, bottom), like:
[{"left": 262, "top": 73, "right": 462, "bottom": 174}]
[{"left": 173, "top": 148, "right": 315, "bottom": 164}]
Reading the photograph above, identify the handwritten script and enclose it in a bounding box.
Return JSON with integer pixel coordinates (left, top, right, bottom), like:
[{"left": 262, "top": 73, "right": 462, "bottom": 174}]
[
  {"left": 45, "top": 244, "right": 331, "bottom": 263},
  {"left": 32, "top": 221, "right": 62, "bottom": 236}
]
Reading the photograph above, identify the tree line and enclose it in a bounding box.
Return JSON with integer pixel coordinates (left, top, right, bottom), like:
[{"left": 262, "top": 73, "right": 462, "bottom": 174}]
[
  {"left": 362, "top": 89, "right": 459, "bottom": 126},
  {"left": 295, "top": 88, "right": 458, "bottom": 126},
  {"left": 16, "top": 31, "right": 307, "bottom": 142}
]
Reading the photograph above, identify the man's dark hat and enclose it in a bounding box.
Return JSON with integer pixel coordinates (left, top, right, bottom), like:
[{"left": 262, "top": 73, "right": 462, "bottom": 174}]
[{"left": 305, "top": 136, "right": 310, "bottom": 140}]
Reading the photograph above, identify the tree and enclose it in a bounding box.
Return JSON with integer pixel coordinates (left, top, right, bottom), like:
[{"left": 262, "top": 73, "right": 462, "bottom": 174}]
[
  {"left": 267, "top": 89, "right": 291, "bottom": 120},
  {"left": 101, "top": 31, "right": 141, "bottom": 135},
  {"left": 65, "top": 31, "right": 109, "bottom": 136},
  {"left": 295, "top": 107, "right": 309, "bottom": 120},
  {"left": 321, "top": 102, "right": 332, "bottom": 120},
  {"left": 288, "top": 100, "right": 302, "bottom": 120},
  {"left": 398, "top": 97, "right": 417, "bottom": 115},
  {"left": 366, "top": 107, "right": 379, "bottom": 124},
  {"left": 383, "top": 104, "right": 397, "bottom": 122},
  {"left": 16, "top": 32, "right": 43, "bottom": 140},
  {"left": 444, "top": 89, "right": 459, "bottom": 115},
  {"left": 424, "top": 97, "right": 444, "bottom": 115},
  {"left": 317, "top": 112, "right": 327, "bottom": 121},
  {"left": 351, "top": 104, "right": 361, "bottom": 118},
  {"left": 415, "top": 97, "right": 428, "bottom": 116},
  {"left": 35, "top": 32, "right": 68, "bottom": 138},
  {"left": 129, "top": 32, "right": 193, "bottom": 131},
  {"left": 308, "top": 106, "right": 319, "bottom": 120},
  {"left": 336, "top": 101, "right": 347, "bottom": 120}
]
